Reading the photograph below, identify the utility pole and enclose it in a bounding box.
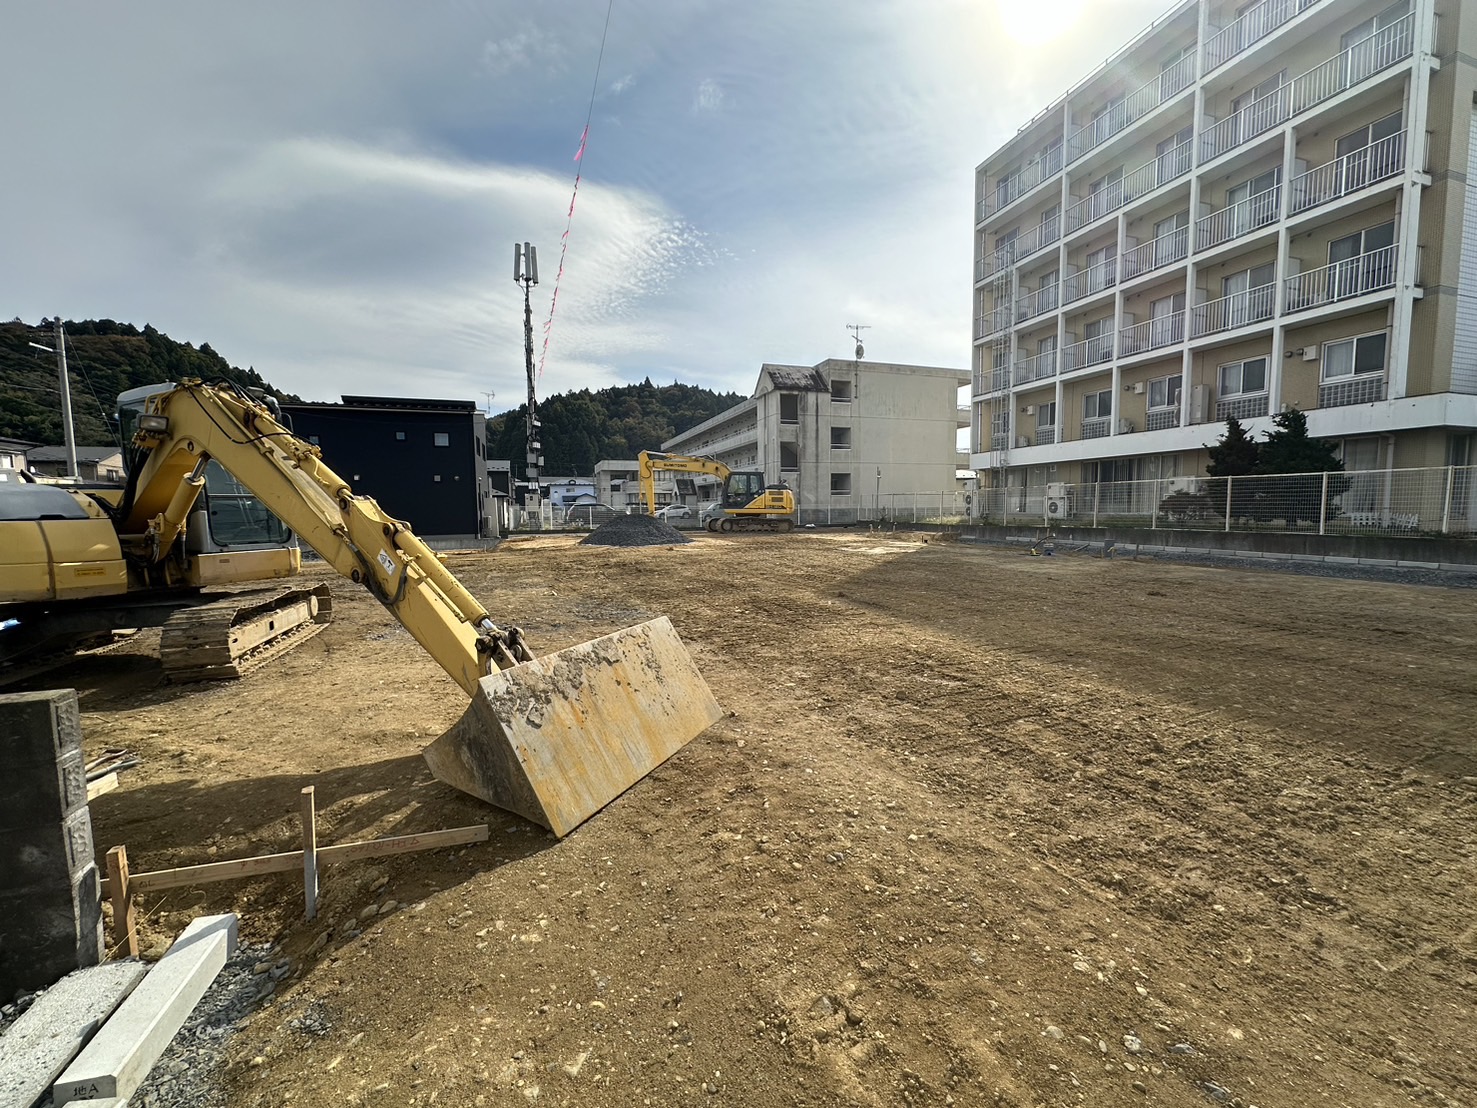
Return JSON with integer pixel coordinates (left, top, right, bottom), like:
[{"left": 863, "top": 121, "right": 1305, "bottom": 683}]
[
  {"left": 514, "top": 242, "right": 542, "bottom": 519},
  {"left": 28, "top": 319, "right": 78, "bottom": 477}
]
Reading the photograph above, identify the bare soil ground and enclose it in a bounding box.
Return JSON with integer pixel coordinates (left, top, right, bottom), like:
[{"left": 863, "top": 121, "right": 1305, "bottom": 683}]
[{"left": 31, "top": 532, "right": 1477, "bottom": 1108}]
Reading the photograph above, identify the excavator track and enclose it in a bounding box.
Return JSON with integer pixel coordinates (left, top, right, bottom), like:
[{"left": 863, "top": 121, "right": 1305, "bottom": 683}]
[{"left": 159, "top": 584, "right": 333, "bottom": 682}]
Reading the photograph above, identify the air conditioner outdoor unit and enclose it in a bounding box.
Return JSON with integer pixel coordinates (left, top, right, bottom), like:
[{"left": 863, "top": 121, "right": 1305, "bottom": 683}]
[
  {"left": 1046, "top": 481, "right": 1067, "bottom": 498},
  {"left": 1045, "top": 493, "right": 1068, "bottom": 519},
  {"left": 1166, "top": 477, "right": 1199, "bottom": 495},
  {"left": 1118, "top": 418, "right": 1134, "bottom": 434},
  {"left": 1016, "top": 435, "right": 1031, "bottom": 449}
]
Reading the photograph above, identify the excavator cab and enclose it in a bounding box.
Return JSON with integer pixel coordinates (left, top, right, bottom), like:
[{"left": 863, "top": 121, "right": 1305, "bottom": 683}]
[{"left": 723, "top": 471, "right": 766, "bottom": 508}]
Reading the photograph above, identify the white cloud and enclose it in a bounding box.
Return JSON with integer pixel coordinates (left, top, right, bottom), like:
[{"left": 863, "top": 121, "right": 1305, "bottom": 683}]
[
  {"left": 480, "top": 26, "right": 565, "bottom": 75},
  {"left": 692, "top": 78, "right": 725, "bottom": 114}
]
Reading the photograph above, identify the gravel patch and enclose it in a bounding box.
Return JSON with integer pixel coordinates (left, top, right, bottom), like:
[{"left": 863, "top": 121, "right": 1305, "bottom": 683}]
[{"left": 580, "top": 513, "right": 690, "bottom": 548}]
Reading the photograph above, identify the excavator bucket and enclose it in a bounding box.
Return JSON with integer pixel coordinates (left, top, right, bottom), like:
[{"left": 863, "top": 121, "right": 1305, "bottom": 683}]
[{"left": 422, "top": 616, "right": 722, "bottom": 837}]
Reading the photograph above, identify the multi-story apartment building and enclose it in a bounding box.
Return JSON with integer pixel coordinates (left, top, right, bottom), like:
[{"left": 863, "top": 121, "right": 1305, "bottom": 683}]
[
  {"left": 665, "top": 359, "right": 969, "bottom": 524},
  {"left": 970, "top": 0, "right": 1476, "bottom": 493}
]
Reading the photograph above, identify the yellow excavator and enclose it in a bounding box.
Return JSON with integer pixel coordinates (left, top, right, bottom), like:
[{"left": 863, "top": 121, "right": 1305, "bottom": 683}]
[
  {"left": 637, "top": 450, "right": 795, "bottom": 533},
  {"left": 0, "top": 380, "right": 721, "bottom": 836}
]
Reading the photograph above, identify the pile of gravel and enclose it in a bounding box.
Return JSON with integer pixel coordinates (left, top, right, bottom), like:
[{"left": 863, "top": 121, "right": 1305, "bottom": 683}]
[{"left": 580, "top": 513, "right": 690, "bottom": 548}]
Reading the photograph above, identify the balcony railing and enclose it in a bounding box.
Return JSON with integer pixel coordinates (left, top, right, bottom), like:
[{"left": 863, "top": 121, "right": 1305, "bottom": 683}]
[
  {"left": 1319, "top": 375, "right": 1386, "bottom": 408},
  {"left": 975, "top": 306, "right": 1011, "bottom": 340},
  {"left": 1066, "top": 54, "right": 1195, "bottom": 164},
  {"left": 1216, "top": 394, "right": 1270, "bottom": 420},
  {"left": 1290, "top": 131, "right": 1405, "bottom": 215},
  {"left": 1122, "top": 226, "right": 1189, "bottom": 279},
  {"left": 980, "top": 146, "right": 1065, "bottom": 221},
  {"left": 1064, "top": 333, "right": 1115, "bottom": 372},
  {"left": 1204, "top": 0, "right": 1324, "bottom": 73},
  {"left": 1119, "top": 312, "right": 1185, "bottom": 356},
  {"left": 1190, "top": 283, "right": 1276, "bottom": 337},
  {"left": 1036, "top": 426, "right": 1058, "bottom": 446},
  {"left": 1146, "top": 407, "right": 1181, "bottom": 431},
  {"left": 1284, "top": 243, "right": 1398, "bottom": 312},
  {"left": 977, "top": 216, "right": 1064, "bottom": 282},
  {"left": 1064, "top": 258, "right": 1118, "bottom": 303},
  {"left": 1196, "top": 183, "right": 1281, "bottom": 250},
  {"left": 1081, "top": 416, "right": 1112, "bottom": 439},
  {"left": 1066, "top": 139, "right": 1193, "bottom": 233},
  {"left": 1201, "top": 14, "right": 1414, "bottom": 164},
  {"left": 1014, "top": 348, "right": 1059, "bottom": 385},
  {"left": 1015, "top": 282, "right": 1060, "bottom": 323}
]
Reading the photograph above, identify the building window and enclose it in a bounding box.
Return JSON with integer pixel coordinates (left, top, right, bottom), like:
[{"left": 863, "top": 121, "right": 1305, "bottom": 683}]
[
  {"left": 1148, "top": 374, "right": 1182, "bottom": 410},
  {"left": 434, "top": 432, "right": 450, "bottom": 447},
  {"left": 395, "top": 431, "right": 406, "bottom": 441},
  {"left": 1322, "top": 331, "right": 1388, "bottom": 380},
  {"left": 307, "top": 435, "right": 320, "bottom": 445},
  {"left": 779, "top": 394, "right": 799, "bottom": 424},
  {"left": 831, "top": 427, "right": 852, "bottom": 449},
  {"left": 830, "top": 379, "right": 852, "bottom": 402},
  {"left": 433, "top": 475, "right": 442, "bottom": 483},
  {"left": 1219, "top": 357, "right": 1268, "bottom": 396},
  {"left": 830, "top": 473, "right": 852, "bottom": 495},
  {"left": 1082, "top": 390, "right": 1112, "bottom": 419},
  {"left": 780, "top": 442, "right": 799, "bottom": 471},
  {"left": 1034, "top": 400, "right": 1057, "bottom": 429}
]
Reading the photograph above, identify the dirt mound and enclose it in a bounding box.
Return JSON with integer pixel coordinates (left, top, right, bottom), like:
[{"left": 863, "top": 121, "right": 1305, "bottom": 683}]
[{"left": 580, "top": 512, "right": 691, "bottom": 547}]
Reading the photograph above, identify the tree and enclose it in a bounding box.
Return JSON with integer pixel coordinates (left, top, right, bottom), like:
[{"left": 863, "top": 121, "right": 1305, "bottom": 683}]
[
  {"left": 1255, "top": 407, "right": 1349, "bottom": 524},
  {"left": 1203, "top": 418, "right": 1262, "bottom": 520}
]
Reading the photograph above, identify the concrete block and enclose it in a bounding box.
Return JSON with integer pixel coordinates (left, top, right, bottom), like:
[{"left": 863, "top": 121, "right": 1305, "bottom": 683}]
[
  {"left": 0, "top": 869, "right": 103, "bottom": 1000},
  {"left": 1324, "top": 555, "right": 1361, "bottom": 565},
  {"left": 1359, "top": 557, "right": 1399, "bottom": 567},
  {"left": 1, "top": 749, "right": 90, "bottom": 831},
  {"left": 1438, "top": 562, "right": 1477, "bottom": 573},
  {"left": 0, "top": 690, "right": 82, "bottom": 769},
  {"left": 0, "top": 960, "right": 146, "bottom": 1108},
  {"left": 0, "top": 808, "right": 94, "bottom": 889},
  {"left": 1396, "top": 560, "right": 1440, "bottom": 569},
  {"left": 1288, "top": 554, "right": 1324, "bottom": 563},
  {"left": 53, "top": 914, "right": 237, "bottom": 1105}
]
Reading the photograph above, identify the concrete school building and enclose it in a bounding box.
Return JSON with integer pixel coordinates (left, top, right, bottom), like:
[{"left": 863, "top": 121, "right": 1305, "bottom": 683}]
[
  {"left": 969, "top": 0, "right": 1477, "bottom": 493},
  {"left": 663, "top": 358, "right": 969, "bottom": 524}
]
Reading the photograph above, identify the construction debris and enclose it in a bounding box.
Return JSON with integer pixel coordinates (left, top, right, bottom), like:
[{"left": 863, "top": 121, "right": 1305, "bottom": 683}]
[{"left": 580, "top": 513, "right": 690, "bottom": 547}]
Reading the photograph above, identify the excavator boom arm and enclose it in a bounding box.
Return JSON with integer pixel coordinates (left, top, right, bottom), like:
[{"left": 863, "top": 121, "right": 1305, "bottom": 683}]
[{"left": 636, "top": 451, "right": 731, "bottom": 514}]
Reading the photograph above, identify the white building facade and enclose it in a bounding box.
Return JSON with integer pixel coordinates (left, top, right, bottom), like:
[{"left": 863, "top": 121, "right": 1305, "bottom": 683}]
[
  {"left": 970, "top": 0, "right": 1477, "bottom": 492},
  {"left": 665, "top": 359, "right": 969, "bottom": 525}
]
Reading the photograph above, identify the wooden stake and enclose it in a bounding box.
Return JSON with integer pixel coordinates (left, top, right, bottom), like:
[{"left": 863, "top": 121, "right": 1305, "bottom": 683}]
[
  {"left": 300, "top": 786, "right": 318, "bottom": 922},
  {"left": 106, "top": 845, "right": 138, "bottom": 958}
]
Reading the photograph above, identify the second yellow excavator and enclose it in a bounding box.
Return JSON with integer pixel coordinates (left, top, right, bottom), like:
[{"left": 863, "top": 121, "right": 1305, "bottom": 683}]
[
  {"left": 637, "top": 450, "right": 795, "bottom": 532},
  {"left": 0, "top": 381, "right": 721, "bottom": 836}
]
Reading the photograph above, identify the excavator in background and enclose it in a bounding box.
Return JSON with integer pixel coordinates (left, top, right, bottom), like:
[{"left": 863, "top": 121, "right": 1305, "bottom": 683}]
[
  {"left": 637, "top": 450, "right": 795, "bottom": 533},
  {"left": 0, "top": 380, "right": 721, "bottom": 836}
]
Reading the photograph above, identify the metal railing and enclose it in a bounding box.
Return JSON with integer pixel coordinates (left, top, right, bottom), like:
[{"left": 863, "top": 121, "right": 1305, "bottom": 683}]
[
  {"left": 971, "top": 465, "right": 1477, "bottom": 538},
  {"left": 1120, "top": 311, "right": 1185, "bottom": 356},
  {"left": 1064, "top": 258, "right": 1118, "bottom": 303},
  {"left": 1190, "top": 283, "right": 1276, "bottom": 337},
  {"left": 1146, "top": 407, "right": 1181, "bottom": 431},
  {"left": 1036, "top": 426, "right": 1058, "bottom": 446},
  {"left": 1284, "top": 243, "right": 1398, "bottom": 313},
  {"left": 1201, "top": 14, "right": 1414, "bottom": 164},
  {"left": 1066, "top": 53, "right": 1195, "bottom": 164},
  {"left": 979, "top": 145, "right": 1064, "bottom": 221},
  {"left": 1215, "top": 393, "right": 1269, "bottom": 420},
  {"left": 1064, "top": 333, "right": 1115, "bottom": 372},
  {"left": 1122, "top": 226, "right": 1188, "bottom": 279},
  {"left": 1014, "top": 349, "right": 1059, "bottom": 385},
  {"left": 1016, "top": 282, "right": 1060, "bottom": 323},
  {"left": 1066, "top": 138, "right": 1193, "bottom": 233},
  {"left": 974, "top": 368, "right": 1011, "bottom": 394},
  {"left": 975, "top": 305, "right": 1011, "bottom": 339},
  {"left": 1290, "top": 131, "right": 1405, "bottom": 214},
  {"left": 1196, "top": 183, "right": 1281, "bottom": 250},
  {"left": 1080, "top": 416, "right": 1112, "bottom": 439},
  {"left": 977, "top": 214, "right": 1063, "bottom": 281},
  {"left": 1204, "top": 0, "right": 1324, "bottom": 72},
  {"left": 1319, "top": 375, "right": 1386, "bottom": 407}
]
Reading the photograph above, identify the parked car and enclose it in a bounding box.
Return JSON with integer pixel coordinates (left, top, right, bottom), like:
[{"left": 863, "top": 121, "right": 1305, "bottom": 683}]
[
  {"left": 565, "top": 503, "right": 622, "bottom": 526},
  {"left": 654, "top": 504, "right": 693, "bottom": 520}
]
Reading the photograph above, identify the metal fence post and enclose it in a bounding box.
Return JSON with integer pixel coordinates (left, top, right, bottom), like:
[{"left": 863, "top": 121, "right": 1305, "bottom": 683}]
[
  {"left": 1151, "top": 479, "right": 1159, "bottom": 530},
  {"left": 1225, "top": 476, "right": 1233, "bottom": 532},
  {"left": 1442, "top": 465, "right": 1455, "bottom": 534},
  {"left": 1093, "top": 483, "right": 1100, "bottom": 528},
  {"left": 1318, "top": 471, "right": 1329, "bottom": 536}
]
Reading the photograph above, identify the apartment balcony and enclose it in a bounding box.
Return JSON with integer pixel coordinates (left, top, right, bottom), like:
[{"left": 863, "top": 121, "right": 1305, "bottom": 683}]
[
  {"left": 1122, "top": 227, "right": 1188, "bottom": 280},
  {"left": 1290, "top": 132, "right": 1405, "bottom": 215},
  {"left": 1145, "top": 407, "right": 1182, "bottom": 431},
  {"left": 974, "top": 368, "right": 1011, "bottom": 395},
  {"left": 1200, "top": 14, "right": 1415, "bottom": 164},
  {"left": 979, "top": 146, "right": 1065, "bottom": 222},
  {"left": 1196, "top": 183, "right": 1281, "bottom": 251},
  {"left": 1080, "top": 416, "right": 1112, "bottom": 440},
  {"left": 1284, "top": 244, "right": 1398, "bottom": 313},
  {"left": 1119, "top": 312, "right": 1185, "bottom": 357},
  {"left": 1066, "top": 54, "right": 1195, "bottom": 165},
  {"left": 1204, "top": 0, "right": 1325, "bottom": 73},
  {"left": 1216, "top": 394, "right": 1270, "bottom": 420},
  {"left": 975, "top": 305, "right": 1011, "bottom": 340},
  {"left": 1064, "top": 258, "right": 1118, "bottom": 304},
  {"left": 1014, "top": 349, "right": 1059, "bottom": 385},
  {"left": 1036, "top": 426, "right": 1059, "bottom": 446},
  {"left": 1015, "top": 283, "right": 1060, "bottom": 324},
  {"left": 990, "top": 432, "right": 1012, "bottom": 451},
  {"left": 1065, "top": 138, "right": 1193, "bottom": 234},
  {"left": 1190, "top": 283, "right": 1276, "bottom": 338},
  {"left": 1319, "top": 374, "right": 1386, "bottom": 407},
  {"left": 1064, "top": 333, "right": 1115, "bottom": 372}
]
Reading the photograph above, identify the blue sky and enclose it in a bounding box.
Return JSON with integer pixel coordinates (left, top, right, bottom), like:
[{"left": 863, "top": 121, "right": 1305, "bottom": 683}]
[{"left": 2, "top": 0, "right": 1172, "bottom": 408}]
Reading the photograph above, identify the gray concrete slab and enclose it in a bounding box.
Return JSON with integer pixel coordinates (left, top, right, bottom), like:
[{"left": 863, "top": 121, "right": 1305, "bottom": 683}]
[
  {"left": 52, "top": 915, "right": 237, "bottom": 1106},
  {"left": 0, "top": 960, "right": 146, "bottom": 1108}
]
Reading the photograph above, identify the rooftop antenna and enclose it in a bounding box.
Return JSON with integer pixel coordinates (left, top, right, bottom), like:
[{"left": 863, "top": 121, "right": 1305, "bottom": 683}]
[
  {"left": 482, "top": 391, "right": 497, "bottom": 416},
  {"left": 847, "top": 323, "right": 870, "bottom": 361}
]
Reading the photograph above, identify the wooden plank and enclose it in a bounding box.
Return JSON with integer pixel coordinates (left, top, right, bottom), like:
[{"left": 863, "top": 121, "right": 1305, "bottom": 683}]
[
  {"left": 52, "top": 915, "right": 236, "bottom": 1106},
  {"left": 317, "top": 824, "right": 488, "bottom": 865},
  {"left": 300, "top": 786, "right": 318, "bottom": 922},
  {"left": 87, "top": 773, "right": 119, "bottom": 801},
  {"left": 127, "top": 851, "right": 302, "bottom": 894},
  {"left": 105, "top": 847, "right": 137, "bottom": 959}
]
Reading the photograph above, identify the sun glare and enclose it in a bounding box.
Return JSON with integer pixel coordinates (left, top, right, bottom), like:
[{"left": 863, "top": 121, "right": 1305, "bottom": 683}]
[{"left": 994, "top": 0, "right": 1087, "bottom": 47}]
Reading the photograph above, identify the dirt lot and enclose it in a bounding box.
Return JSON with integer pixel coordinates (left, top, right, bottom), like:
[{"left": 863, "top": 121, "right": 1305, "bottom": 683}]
[{"left": 34, "top": 533, "right": 1477, "bottom": 1107}]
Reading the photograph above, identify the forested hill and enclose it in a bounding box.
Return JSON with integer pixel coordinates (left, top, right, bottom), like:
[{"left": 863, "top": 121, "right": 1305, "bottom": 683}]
[
  {"left": 0, "top": 318, "right": 295, "bottom": 447},
  {"left": 487, "top": 380, "right": 748, "bottom": 476}
]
